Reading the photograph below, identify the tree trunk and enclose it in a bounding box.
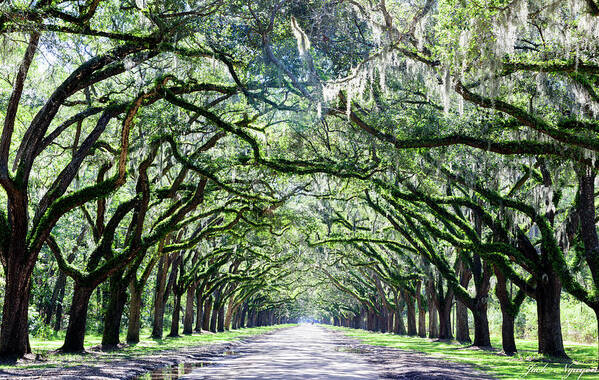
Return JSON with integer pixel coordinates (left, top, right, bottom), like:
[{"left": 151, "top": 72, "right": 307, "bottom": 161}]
[
  {"left": 418, "top": 305, "right": 426, "bottom": 338},
  {"left": 127, "top": 282, "right": 143, "bottom": 344},
  {"left": 379, "top": 307, "right": 387, "bottom": 333},
  {"left": 232, "top": 310, "right": 240, "bottom": 329},
  {"left": 240, "top": 304, "right": 248, "bottom": 328},
  {"left": 151, "top": 253, "right": 169, "bottom": 339},
  {"left": 101, "top": 276, "right": 128, "bottom": 348},
  {"left": 427, "top": 282, "right": 438, "bottom": 338},
  {"left": 405, "top": 292, "right": 417, "bottom": 336},
  {"left": 429, "top": 303, "right": 438, "bottom": 338},
  {"left": 254, "top": 310, "right": 260, "bottom": 327},
  {"left": 194, "top": 287, "right": 203, "bottom": 332},
  {"left": 455, "top": 300, "right": 470, "bottom": 343},
  {"left": 367, "top": 308, "right": 376, "bottom": 331},
  {"left": 0, "top": 257, "right": 33, "bottom": 358},
  {"left": 61, "top": 284, "right": 94, "bottom": 353},
  {"left": 202, "top": 298, "right": 212, "bottom": 331},
  {"left": 394, "top": 300, "right": 406, "bottom": 334},
  {"left": 470, "top": 257, "right": 492, "bottom": 347},
  {"left": 247, "top": 309, "right": 255, "bottom": 327},
  {"left": 54, "top": 297, "right": 65, "bottom": 331},
  {"left": 224, "top": 300, "right": 238, "bottom": 330},
  {"left": 438, "top": 297, "right": 453, "bottom": 340},
  {"left": 45, "top": 239, "right": 80, "bottom": 329},
  {"left": 415, "top": 282, "right": 426, "bottom": 337},
  {"left": 183, "top": 286, "right": 195, "bottom": 335},
  {"left": 472, "top": 299, "right": 491, "bottom": 347},
  {"left": 246, "top": 310, "right": 253, "bottom": 327},
  {"left": 359, "top": 308, "right": 366, "bottom": 329},
  {"left": 54, "top": 274, "right": 69, "bottom": 332},
  {"left": 217, "top": 305, "right": 225, "bottom": 332},
  {"left": 536, "top": 271, "right": 568, "bottom": 358},
  {"left": 575, "top": 170, "right": 599, "bottom": 368},
  {"left": 169, "top": 292, "right": 182, "bottom": 337},
  {"left": 500, "top": 308, "right": 517, "bottom": 355},
  {"left": 255, "top": 310, "right": 261, "bottom": 327},
  {"left": 596, "top": 310, "right": 599, "bottom": 369},
  {"left": 210, "top": 299, "right": 219, "bottom": 332},
  {"left": 387, "top": 306, "right": 394, "bottom": 333},
  {"left": 456, "top": 260, "right": 472, "bottom": 343},
  {"left": 44, "top": 271, "right": 67, "bottom": 325}
]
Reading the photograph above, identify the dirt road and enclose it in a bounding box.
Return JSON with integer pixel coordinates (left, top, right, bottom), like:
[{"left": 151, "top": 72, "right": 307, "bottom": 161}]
[{"left": 181, "top": 324, "right": 379, "bottom": 379}]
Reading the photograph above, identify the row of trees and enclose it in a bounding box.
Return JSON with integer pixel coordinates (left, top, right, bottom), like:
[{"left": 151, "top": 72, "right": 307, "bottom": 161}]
[
  {"left": 1, "top": 0, "right": 598, "bottom": 369},
  {"left": 0, "top": 0, "right": 314, "bottom": 358},
  {"left": 291, "top": 0, "right": 599, "bottom": 366}
]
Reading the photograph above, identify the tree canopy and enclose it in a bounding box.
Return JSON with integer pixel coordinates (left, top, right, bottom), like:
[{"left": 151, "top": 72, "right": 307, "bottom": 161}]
[{"left": 0, "top": 0, "right": 598, "bottom": 370}]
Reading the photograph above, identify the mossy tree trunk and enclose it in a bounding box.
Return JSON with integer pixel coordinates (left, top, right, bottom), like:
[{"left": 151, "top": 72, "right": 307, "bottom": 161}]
[
  {"left": 379, "top": 306, "right": 387, "bottom": 333},
  {"left": 415, "top": 282, "right": 427, "bottom": 337},
  {"left": 455, "top": 262, "right": 471, "bottom": 343},
  {"left": 183, "top": 284, "right": 196, "bottom": 335},
  {"left": 386, "top": 309, "right": 393, "bottom": 332},
  {"left": 536, "top": 269, "right": 568, "bottom": 358},
  {"left": 576, "top": 169, "right": 599, "bottom": 367},
  {"left": 246, "top": 309, "right": 255, "bottom": 327},
  {"left": 126, "top": 238, "right": 163, "bottom": 343},
  {"left": 394, "top": 293, "right": 406, "bottom": 334},
  {"left": 44, "top": 250, "right": 79, "bottom": 328},
  {"left": 217, "top": 304, "right": 225, "bottom": 332},
  {"left": 436, "top": 279, "right": 453, "bottom": 340},
  {"left": 202, "top": 297, "right": 212, "bottom": 331},
  {"left": 53, "top": 283, "right": 67, "bottom": 332},
  {"left": 224, "top": 300, "right": 241, "bottom": 331},
  {"left": 101, "top": 273, "right": 129, "bottom": 348},
  {"left": 127, "top": 281, "right": 143, "bottom": 344},
  {"left": 61, "top": 284, "right": 94, "bottom": 353},
  {"left": 194, "top": 286, "right": 204, "bottom": 332},
  {"left": 472, "top": 299, "right": 491, "bottom": 347},
  {"left": 427, "top": 280, "right": 438, "bottom": 338},
  {"left": 437, "top": 299, "right": 452, "bottom": 340},
  {"left": 169, "top": 290, "right": 183, "bottom": 337},
  {"left": 152, "top": 252, "right": 172, "bottom": 339},
  {"left": 44, "top": 228, "right": 85, "bottom": 328},
  {"left": 240, "top": 304, "right": 248, "bottom": 328},
  {"left": 0, "top": 251, "right": 34, "bottom": 358},
  {"left": 210, "top": 292, "right": 220, "bottom": 332},
  {"left": 404, "top": 290, "right": 417, "bottom": 336},
  {"left": 494, "top": 266, "right": 521, "bottom": 355},
  {"left": 367, "top": 307, "right": 375, "bottom": 331},
  {"left": 470, "top": 257, "right": 492, "bottom": 347}
]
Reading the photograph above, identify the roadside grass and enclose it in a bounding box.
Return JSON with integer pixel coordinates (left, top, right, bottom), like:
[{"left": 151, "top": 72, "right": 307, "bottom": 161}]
[
  {"left": 0, "top": 325, "right": 294, "bottom": 370},
  {"left": 326, "top": 326, "right": 598, "bottom": 379}
]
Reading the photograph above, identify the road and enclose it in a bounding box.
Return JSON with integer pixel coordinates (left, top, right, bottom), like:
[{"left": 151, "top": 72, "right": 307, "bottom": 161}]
[{"left": 181, "top": 324, "right": 380, "bottom": 379}]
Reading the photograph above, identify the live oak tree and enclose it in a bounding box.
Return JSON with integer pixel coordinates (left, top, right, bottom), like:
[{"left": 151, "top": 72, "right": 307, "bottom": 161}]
[{"left": 0, "top": 0, "right": 246, "bottom": 358}]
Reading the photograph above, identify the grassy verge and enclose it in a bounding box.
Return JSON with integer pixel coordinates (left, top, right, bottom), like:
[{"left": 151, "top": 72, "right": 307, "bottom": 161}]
[
  {"left": 1, "top": 324, "right": 294, "bottom": 370},
  {"left": 326, "top": 326, "right": 598, "bottom": 379}
]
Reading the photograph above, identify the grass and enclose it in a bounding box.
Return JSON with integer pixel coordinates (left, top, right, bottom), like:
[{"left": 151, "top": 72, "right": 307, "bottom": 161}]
[
  {"left": 326, "top": 326, "right": 599, "bottom": 379},
  {"left": 1, "top": 324, "right": 294, "bottom": 370}
]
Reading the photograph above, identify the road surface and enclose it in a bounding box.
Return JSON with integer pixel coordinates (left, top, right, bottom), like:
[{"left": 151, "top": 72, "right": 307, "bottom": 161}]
[{"left": 181, "top": 324, "right": 380, "bottom": 379}]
